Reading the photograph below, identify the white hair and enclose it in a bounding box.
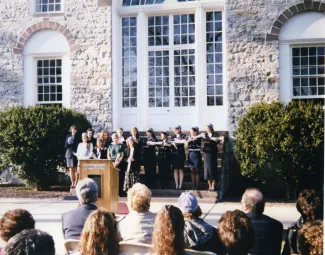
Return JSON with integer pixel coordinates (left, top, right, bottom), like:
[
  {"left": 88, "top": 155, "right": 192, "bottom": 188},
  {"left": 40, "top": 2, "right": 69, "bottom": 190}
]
[{"left": 76, "top": 178, "right": 98, "bottom": 205}]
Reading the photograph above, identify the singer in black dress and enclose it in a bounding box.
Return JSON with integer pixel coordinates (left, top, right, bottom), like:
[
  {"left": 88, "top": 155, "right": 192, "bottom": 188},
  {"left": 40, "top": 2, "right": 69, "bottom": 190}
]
[
  {"left": 171, "top": 125, "right": 186, "bottom": 190},
  {"left": 156, "top": 131, "right": 172, "bottom": 189},
  {"left": 203, "top": 124, "right": 219, "bottom": 191},
  {"left": 123, "top": 137, "right": 140, "bottom": 192},
  {"left": 143, "top": 128, "right": 157, "bottom": 189},
  {"left": 187, "top": 127, "right": 202, "bottom": 190}
]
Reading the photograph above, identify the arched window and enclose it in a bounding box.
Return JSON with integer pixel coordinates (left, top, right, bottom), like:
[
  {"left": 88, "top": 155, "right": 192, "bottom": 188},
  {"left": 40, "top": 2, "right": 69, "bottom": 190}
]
[
  {"left": 23, "top": 30, "right": 70, "bottom": 107},
  {"left": 279, "top": 12, "right": 325, "bottom": 104}
]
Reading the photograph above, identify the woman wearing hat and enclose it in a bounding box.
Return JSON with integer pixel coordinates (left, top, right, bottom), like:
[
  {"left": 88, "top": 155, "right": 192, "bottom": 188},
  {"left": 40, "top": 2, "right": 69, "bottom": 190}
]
[
  {"left": 187, "top": 127, "right": 202, "bottom": 190},
  {"left": 143, "top": 128, "right": 157, "bottom": 189},
  {"left": 178, "top": 192, "right": 222, "bottom": 253},
  {"left": 171, "top": 125, "right": 186, "bottom": 190},
  {"left": 64, "top": 125, "right": 80, "bottom": 188},
  {"left": 203, "top": 124, "right": 220, "bottom": 191},
  {"left": 154, "top": 131, "right": 172, "bottom": 189}
]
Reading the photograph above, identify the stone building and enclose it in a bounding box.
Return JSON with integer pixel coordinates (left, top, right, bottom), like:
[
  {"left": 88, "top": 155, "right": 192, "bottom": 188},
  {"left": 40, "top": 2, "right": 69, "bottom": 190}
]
[{"left": 1, "top": 0, "right": 324, "bottom": 133}]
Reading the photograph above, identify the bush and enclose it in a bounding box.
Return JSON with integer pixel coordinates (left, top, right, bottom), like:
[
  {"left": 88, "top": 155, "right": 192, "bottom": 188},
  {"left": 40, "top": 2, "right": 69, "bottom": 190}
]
[
  {"left": 234, "top": 101, "right": 324, "bottom": 199},
  {"left": 0, "top": 106, "right": 91, "bottom": 190}
]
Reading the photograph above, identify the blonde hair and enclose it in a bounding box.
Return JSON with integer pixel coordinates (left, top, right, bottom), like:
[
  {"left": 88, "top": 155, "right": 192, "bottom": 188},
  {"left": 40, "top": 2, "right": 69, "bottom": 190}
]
[
  {"left": 79, "top": 209, "right": 119, "bottom": 255},
  {"left": 127, "top": 183, "right": 151, "bottom": 212}
]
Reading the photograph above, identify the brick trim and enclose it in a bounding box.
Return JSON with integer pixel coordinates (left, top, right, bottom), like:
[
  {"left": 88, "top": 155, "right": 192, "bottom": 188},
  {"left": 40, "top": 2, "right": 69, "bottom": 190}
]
[
  {"left": 13, "top": 18, "right": 79, "bottom": 54},
  {"left": 266, "top": 0, "right": 325, "bottom": 41}
]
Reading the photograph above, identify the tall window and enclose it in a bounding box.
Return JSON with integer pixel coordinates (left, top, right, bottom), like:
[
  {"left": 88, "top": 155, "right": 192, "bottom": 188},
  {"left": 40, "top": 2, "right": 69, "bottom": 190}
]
[
  {"left": 37, "top": 59, "right": 63, "bottom": 105},
  {"left": 122, "top": 0, "right": 164, "bottom": 6},
  {"left": 36, "top": 0, "right": 62, "bottom": 12},
  {"left": 292, "top": 46, "right": 325, "bottom": 97},
  {"left": 122, "top": 17, "right": 137, "bottom": 107},
  {"left": 206, "top": 11, "right": 223, "bottom": 106}
]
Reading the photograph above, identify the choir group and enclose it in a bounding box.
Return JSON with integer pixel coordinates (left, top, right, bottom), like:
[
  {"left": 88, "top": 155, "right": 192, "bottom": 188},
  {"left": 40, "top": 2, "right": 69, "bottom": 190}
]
[{"left": 64, "top": 124, "right": 221, "bottom": 194}]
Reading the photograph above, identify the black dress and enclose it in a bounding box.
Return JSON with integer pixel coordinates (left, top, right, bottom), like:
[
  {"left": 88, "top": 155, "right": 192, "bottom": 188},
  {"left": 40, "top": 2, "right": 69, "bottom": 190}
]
[
  {"left": 188, "top": 137, "right": 202, "bottom": 168},
  {"left": 171, "top": 134, "right": 186, "bottom": 169},
  {"left": 143, "top": 137, "right": 157, "bottom": 189},
  {"left": 123, "top": 147, "right": 141, "bottom": 192},
  {"left": 203, "top": 132, "right": 219, "bottom": 180},
  {"left": 157, "top": 140, "right": 172, "bottom": 189},
  {"left": 93, "top": 147, "right": 108, "bottom": 159}
]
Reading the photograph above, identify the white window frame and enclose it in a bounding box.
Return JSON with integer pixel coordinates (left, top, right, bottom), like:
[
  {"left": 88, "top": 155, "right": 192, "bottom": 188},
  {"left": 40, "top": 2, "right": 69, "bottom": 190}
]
[
  {"left": 112, "top": 0, "right": 227, "bottom": 131},
  {"left": 29, "top": 0, "right": 65, "bottom": 15}
]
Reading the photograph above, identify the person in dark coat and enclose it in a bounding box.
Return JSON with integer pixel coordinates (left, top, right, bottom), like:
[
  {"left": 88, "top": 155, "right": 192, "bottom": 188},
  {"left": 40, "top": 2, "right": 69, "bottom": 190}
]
[
  {"left": 143, "top": 128, "right": 157, "bottom": 189},
  {"left": 282, "top": 189, "right": 323, "bottom": 255},
  {"left": 93, "top": 138, "right": 108, "bottom": 159},
  {"left": 171, "top": 125, "right": 186, "bottom": 190},
  {"left": 87, "top": 128, "right": 97, "bottom": 148},
  {"left": 241, "top": 188, "right": 283, "bottom": 255},
  {"left": 187, "top": 127, "right": 202, "bottom": 190},
  {"left": 61, "top": 178, "right": 99, "bottom": 240},
  {"left": 149, "top": 131, "right": 171, "bottom": 189},
  {"left": 65, "top": 125, "right": 80, "bottom": 188},
  {"left": 203, "top": 123, "right": 219, "bottom": 191}
]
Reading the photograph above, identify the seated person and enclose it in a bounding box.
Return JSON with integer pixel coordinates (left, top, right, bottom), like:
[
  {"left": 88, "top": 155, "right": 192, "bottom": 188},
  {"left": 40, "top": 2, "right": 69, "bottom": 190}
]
[
  {"left": 0, "top": 209, "right": 35, "bottom": 243},
  {"left": 62, "top": 178, "right": 99, "bottom": 239},
  {"left": 297, "top": 220, "right": 323, "bottom": 255},
  {"left": 282, "top": 189, "right": 323, "bottom": 255},
  {"left": 73, "top": 209, "right": 120, "bottom": 255},
  {"left": 152, "top": 205, "right": 185, "bottom": 255},
  {"left": 178, "top": 192, "right": 222, "bottom": 253},
  {"left": 217, "top": 209, "right": 255, "bottom": 255},
  {"left": 3, "top": 229, "right": 55, "bottom": 255},
  {"left": 241, "top": 188, "right": 283, "bottom": 255},
  {"left": 117, "top": 183, "right": 156, "bottom": 244}
]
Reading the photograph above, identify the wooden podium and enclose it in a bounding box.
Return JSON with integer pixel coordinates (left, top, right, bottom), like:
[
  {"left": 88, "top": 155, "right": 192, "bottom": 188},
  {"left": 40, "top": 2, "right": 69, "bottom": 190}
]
[{"left": 79, "top": 159, "right": 119, "bottom": 213}]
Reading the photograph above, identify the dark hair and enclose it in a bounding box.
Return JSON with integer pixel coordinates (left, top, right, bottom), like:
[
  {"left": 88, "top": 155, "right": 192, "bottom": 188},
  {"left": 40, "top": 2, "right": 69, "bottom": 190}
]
[
  {"left": 3, "top": 229, "right": 55, "bottom": 255},
  {"left": 242, "top": 188, "right": 265, "bottom": 214},
  {"left": 191, "top": 127, "right": 198, "bottom": 134},
  {"left": 0, "top": 209, "right": 35, "bottom": 242},
  {"left": 131, "top": 127, "right": 139, "bottom": 139},
  {"left": 217, "top": 210, "right": 255, "bottom": 254},
  {"left": 296, "top": 189, "right": 323, "bottom": 221},
  {"left": 152, "top": 205, "right": 185, "bottom": 255},
  {"left": 87, "top": 128, "right": 94, "bottom": 133},
  {"left": 297, "top": 220, "right": 323, "bottom": 255},
  {"left": 147, "top": 130, "right": 156, "bottom": 140}
]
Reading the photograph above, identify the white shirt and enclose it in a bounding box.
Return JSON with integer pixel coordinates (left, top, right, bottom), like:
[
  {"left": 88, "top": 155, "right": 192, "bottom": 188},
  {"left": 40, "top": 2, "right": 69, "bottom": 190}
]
[{"left": 76, "top": 143, "right": 93, "bottom": 159}]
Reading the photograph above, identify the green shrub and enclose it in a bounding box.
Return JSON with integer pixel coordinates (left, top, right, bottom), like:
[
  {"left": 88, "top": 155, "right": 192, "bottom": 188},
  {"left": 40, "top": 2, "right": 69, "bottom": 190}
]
[
  {"left": 0, "top": 106, "right": 91, "bottom": 190},
  {"left": 234, "top": 101, "right": 324, "bottom": 199}
]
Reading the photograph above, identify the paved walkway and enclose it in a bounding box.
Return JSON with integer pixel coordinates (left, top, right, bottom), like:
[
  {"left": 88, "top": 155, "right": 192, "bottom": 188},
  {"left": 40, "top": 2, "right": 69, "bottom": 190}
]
[{"left": 0, "top": 198, "right": 299, "bottom": 255}]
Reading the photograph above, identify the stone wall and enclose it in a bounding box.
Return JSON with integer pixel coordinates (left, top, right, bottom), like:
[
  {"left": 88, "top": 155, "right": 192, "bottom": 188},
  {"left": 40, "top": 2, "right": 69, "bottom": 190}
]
[
  {"left": 0, "top": 0, "right": 112, "bottom": 131},
  {"left": 226, "top": 0, "right": 325, "bottom": 134}
]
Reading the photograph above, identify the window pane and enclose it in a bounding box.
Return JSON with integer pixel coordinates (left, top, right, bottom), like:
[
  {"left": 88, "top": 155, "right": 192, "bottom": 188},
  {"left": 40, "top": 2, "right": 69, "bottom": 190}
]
[
  {"left": 148, "top": 16, "right": 169, "bottom": 46},
  {"left": 174, "top": 14, "right": 195, "bottom": 45}
]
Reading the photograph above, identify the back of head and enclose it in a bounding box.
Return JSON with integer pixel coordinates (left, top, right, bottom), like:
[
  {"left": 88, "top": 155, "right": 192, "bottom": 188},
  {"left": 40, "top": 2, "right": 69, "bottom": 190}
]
[
  {"left": 76, "top": 178, "right": 98, "bottom": 205},
  {"left": 3, "top": 229, "right": 55, "bottom": 255},
  {"left": 242, "top": 188, "right": 265, "bottom": 214},
  {"left": 296, "top": 189, "right": 323, "bottom": 221},
  {"left": 297, "top": 220, "right": 323, "bottom": 255},
  {"left": 153, "top": 205, "right": 185, "bottom": 255},
  {"left": 0, "top": 209, "right": 35, "bottom": 242},
  {"left": 178, "top": 192, "right": 202, "bottom": 219},
  {"left": 217, "top": 209, "right": 255, "bottom": 254},
  {"left": 127, "top": 183, "right": 152, "bottom": 212},
  {"left": 79, "top": 209, "right": 118, "bottom": 255}
]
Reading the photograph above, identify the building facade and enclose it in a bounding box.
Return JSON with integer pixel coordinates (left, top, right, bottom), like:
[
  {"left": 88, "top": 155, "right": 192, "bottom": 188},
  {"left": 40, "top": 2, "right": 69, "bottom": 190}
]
[{"left": 1, "top": 0, "right": 324, "bottom": 134}]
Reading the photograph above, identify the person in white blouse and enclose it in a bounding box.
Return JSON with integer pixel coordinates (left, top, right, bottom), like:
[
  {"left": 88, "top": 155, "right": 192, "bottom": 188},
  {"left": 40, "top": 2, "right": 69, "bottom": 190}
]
[{"left": 76, "top": 133, "right": 94, "bottom": 184}]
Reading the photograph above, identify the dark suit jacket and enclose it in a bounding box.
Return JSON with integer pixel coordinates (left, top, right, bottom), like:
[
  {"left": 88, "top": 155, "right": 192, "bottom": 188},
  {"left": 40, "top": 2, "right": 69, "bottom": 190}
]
[
  {"left": 61, "top": 204, "right": 97, "bottom": 240},
  {"left": 247, "top": 212, "right": 283, "bottom": 255},
  {"left": 65, "top": 134, "right": 79, "bottom": 158}
]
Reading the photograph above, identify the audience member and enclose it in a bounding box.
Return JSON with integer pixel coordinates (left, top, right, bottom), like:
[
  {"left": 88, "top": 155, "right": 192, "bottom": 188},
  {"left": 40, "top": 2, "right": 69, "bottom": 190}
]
[
  {"left": 62, "top": 178, "right": 99, "bottom": 239},
  {"left": 282, "top": 189, "right": 323, "bottom": 255},
  {"left": 3, "top": 229, "right": 55, "bottom": 255},
  {"left": 118, "top": 183, "right": 155, "bottom": 244},
  {"left": 178, "top": 192, "right": 222, "bottom": 253},
  {"left": 0, "top": 209, "right": 35, "bottom": 243},
  {"left": 74, "top": 209, "right": 119, "bottom": 255},
  {"left": 297, "top": 220, "right": 323, "bottom": 255},
  {"left": 241, "top": 188, "right": 283, "bottom": 255},
  {"left": 152, "top": 205, "right": 185, "bottom": 255},
  {"left": 217, "top": 209, "right": 255, "bottom": 255}
]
